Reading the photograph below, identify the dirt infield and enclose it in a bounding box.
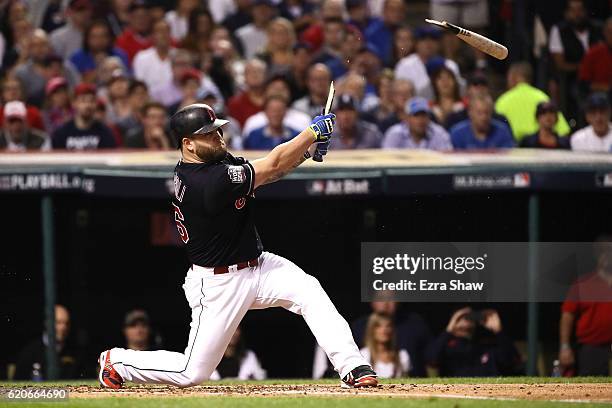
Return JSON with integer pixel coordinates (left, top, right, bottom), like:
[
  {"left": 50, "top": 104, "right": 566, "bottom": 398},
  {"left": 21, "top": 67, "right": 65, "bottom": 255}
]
[{"left": 67, "top": 383, "right": 612, "bottom": 403}]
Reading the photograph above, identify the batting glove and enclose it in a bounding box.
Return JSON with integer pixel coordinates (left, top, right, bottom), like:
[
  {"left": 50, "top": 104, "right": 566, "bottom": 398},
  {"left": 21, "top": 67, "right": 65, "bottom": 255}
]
[
  {"left": 312, "top": 140, "right": 330, "bottom": 162},
  {"left": 308, "top": 113, "right": 336, "bottom": 143}
]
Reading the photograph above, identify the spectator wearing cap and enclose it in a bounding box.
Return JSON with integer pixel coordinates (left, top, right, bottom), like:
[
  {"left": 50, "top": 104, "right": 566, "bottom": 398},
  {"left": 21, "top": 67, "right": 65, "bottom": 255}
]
[
  {"left": 450, "top": 94, "right": 515, "bottom": 150},
  {"left": 329, "top": 94, "right": 382, "bottom": 149},
  {"left": 236, "top": 0, "right": 277, "bottom": 59},
  {"left": 14, "top": 29, "right": 80, "bottom": 108},
  {"left": 383, "top": 97, "right": 452, "bottom": 151},
  {"left": 149, "top": 49, "right": 222, "bottom": 108},
  {"left": 42, "top": 77, "right": 74, "bottom": 133},
  {"left": 228, "top": 59, "right": 267, "bottom": 128},
  {"left": 69, "top": 20, "right": 129, "bottom": 82},
  {"left": 256, "top": 17, "right": 297, "bottom": 75},
  {"left": 430, "top": 66, "right": 466, "bottom": 129},
  {"left": 165, "top": 0, "right": 200, "bottom": 41},
  {"left": 286, "top": 43, "right": 313, "bottom": 101},
  {"left": 168, "top": 68, "right": 202, "bottom": 115},
  {"left": 134, "top": 20, "right": 176, "bottom": 98},
  {"left": 578, "top": 17, "right": 612, "bottom": 95},
  {"left": 364, "top": 0, "right": 406, "bottom": 64},
  {"left": 0, "top": 76, "right": 45, "bottom": 131},
  {"left": 570, "top": 93, "right": 612, "bottom": 152},
  {"left": 243, "top": 95, "right": 300, "bottom": 150},
  {"left": 312, "top": 17, "right": 349, "bottom": 79},
  {"left": 292, "top": 64, "right": 333, "bottom": 118},
  {"left": 495, "top": 62, "right": 571, "bottom": 142},
  {"left": 394, "top": 26, "right": 461, "bottom": 101},
  {"left": 124, "top": 101, "right": 173, "bottom": 149},
  {"left": 123, "top": 310, "right": 153, "bottom": 351},
  {"left": 520, "top": 102, "right": 570, "bottom": 149},
  {"left": 115, "top": 0, "right": 153, "bottom": 64},
  {"left": 0, "top": 101, "right": 49, "bottom": 151},
  {"left": 51, "top": 83, "right": 116, "bottom": 149},
  {"left": 49, "top": 0, "right": 94, "bottom": 60},
  {"left": 378, "top": 78, "right": 414, "bottom": 132}
]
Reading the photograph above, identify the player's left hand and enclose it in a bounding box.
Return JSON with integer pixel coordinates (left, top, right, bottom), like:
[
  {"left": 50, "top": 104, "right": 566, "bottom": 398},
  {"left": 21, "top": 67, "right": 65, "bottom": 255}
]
[{"left": 309, "top": 113, "right": 336, "bottom": 143}]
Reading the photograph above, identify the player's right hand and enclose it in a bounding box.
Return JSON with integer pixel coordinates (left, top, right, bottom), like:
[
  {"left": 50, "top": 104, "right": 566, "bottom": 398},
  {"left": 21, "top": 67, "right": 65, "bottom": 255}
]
[
  {"left": 308, "top": 113, "right": 336, "bottom": 143},
  {"left": 312, "top": 140, "right": 330, "bottom": 162}
]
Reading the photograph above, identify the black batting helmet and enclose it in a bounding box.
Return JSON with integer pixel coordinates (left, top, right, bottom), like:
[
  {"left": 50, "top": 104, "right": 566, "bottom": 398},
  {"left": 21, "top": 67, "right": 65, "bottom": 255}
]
[{"left": 170, "top": 103, "right": 229, "bottom": 148}]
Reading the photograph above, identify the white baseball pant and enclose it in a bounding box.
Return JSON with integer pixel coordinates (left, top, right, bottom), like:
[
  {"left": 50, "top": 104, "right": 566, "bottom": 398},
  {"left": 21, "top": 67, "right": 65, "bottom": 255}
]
[{"left": 109, "top": 251, "right": 368, "bottom": 387}]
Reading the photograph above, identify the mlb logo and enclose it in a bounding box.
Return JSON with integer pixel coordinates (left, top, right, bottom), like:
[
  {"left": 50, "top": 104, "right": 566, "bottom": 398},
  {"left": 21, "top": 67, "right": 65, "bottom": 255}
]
[
  {"left": 228, "top": 166, "right": 246, "bottom": 184},
  {"left": 513, "top": 173, "right": 530, "bottom": 188}
]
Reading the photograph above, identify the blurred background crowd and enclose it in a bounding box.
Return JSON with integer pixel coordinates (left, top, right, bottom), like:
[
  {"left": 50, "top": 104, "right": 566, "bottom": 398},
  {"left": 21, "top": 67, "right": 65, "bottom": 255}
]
[
  {"left": 1, "top": 0, "right": 611, "bottom": 383},
  {"left": 0, "top": 0, "right": 610, "bottom": 153}
]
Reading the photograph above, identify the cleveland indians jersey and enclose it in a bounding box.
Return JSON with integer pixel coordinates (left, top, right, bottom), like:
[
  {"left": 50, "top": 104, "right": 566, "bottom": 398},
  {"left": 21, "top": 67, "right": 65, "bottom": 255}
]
[{"left": 172, "top": 153, "right": 262, "bottom": 267}]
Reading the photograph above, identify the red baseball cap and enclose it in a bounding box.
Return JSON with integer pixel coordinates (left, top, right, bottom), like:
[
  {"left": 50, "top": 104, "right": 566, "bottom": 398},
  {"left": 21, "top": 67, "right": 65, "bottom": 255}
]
[
  {"left": 179, "top": 68, "right": 202, "bottom": 85},
  {"left": 45, "top": 77, "right": 68, "bottom": 96},
  {"left": 74, "top": 83, "right": 97, "bottom": 97}
]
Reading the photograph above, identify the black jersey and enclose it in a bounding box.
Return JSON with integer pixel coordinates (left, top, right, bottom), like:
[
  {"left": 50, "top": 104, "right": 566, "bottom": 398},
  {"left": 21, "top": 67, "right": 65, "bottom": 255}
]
[{"left": 172, "top": 153, "right": 262, "bottom": 267}]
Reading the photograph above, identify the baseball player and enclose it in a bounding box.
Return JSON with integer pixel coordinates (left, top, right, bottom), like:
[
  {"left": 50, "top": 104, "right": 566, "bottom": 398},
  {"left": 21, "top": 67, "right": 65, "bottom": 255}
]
[{"left": 99, "top": 104, "right": 378, "bottom": 388}]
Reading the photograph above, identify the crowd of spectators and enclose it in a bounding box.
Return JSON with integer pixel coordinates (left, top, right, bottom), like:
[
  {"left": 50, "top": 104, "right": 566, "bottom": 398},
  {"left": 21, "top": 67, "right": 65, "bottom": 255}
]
[{"left": 0, "top": 0, "right": 609, "bottom": 154}]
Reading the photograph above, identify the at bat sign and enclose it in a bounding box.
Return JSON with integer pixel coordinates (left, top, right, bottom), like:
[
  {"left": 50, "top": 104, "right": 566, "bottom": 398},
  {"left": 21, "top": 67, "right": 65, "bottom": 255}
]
[
  {"left": 425, "top": 19, "right": 508, "bottom": 60},
  {"left": 324, "top": 81, "right": 335, "bottom": 115}
]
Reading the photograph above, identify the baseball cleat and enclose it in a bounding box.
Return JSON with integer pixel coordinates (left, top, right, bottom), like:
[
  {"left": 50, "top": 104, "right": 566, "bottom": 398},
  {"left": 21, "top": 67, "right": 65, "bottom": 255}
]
[
  {"left": 98, "top": 350, "right": 124, "bottom": 389},
  {"left": 341, "top": 365, "right": 378, "bottom": 388}
]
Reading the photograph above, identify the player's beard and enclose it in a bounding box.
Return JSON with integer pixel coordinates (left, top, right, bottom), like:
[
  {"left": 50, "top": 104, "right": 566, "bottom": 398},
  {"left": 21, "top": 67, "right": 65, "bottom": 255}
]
[{"left": 195, "top": 142, "right": 227, "bottom": 163}]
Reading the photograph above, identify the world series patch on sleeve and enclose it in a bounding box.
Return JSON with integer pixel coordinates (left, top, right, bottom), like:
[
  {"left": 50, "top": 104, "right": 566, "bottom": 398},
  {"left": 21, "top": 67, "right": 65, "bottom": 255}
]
[{"left": 228, "top": 166, "right": 247, "bottom": 184}]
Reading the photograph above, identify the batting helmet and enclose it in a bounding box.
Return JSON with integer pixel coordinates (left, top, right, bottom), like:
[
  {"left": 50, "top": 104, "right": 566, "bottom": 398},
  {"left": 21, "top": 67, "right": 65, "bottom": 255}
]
[{"left": 170, "top": 103, "right": 229, "bottom": 147}]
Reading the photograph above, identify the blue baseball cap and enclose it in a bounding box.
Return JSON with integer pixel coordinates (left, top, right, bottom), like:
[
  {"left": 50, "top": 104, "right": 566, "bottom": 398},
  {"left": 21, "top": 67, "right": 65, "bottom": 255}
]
[
  {"left": 405, "top": 97, "right": 430, "bottom": 115},
  {"left": 585, "top": 93, "right": 610, "bottom": 112},
  {"left": 414, "top": 26, "right": 442, "bottom": 40}
]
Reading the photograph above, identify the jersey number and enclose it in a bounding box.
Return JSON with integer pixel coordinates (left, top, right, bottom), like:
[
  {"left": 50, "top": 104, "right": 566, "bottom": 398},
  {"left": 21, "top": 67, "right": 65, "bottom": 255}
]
[{"left": 173, "top": 203, "right": 190, "bottom": 244}]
